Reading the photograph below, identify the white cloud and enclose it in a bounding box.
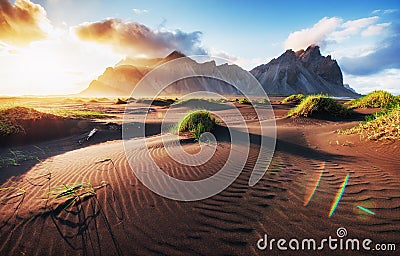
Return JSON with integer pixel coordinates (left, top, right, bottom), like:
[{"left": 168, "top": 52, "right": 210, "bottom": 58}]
[
  {"left": 132, "top": 8, "right": 148, "bottom": 15},
  {"left": 344, "top": 69, "right": 400, "bottom": 95},
  {"left": 371, "top": 9, "right": 381, "bottom": 14},
  {"left": 383, "top": 9, "right": 398, "bottom": 14},
  {"left": 331, "top": 16, "right": 378, "bottom": 41},
  {"left": 284, "top": 17, "right": 342, "bottom": 51},
  {"left": 361, "top": 22, "right": 391, "bottom": 37}
]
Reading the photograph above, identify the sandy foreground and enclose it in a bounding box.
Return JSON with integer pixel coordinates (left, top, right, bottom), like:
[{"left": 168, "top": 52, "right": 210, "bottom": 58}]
[{"left": 0, "top": 98, "right": 399, "bottom": 255}]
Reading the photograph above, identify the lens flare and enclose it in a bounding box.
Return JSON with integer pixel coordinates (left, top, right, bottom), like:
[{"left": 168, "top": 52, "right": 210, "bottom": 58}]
[
  {"left": 356, "top": 205, "right": 375, "bottom": 215},
  {"left": 329, "top": 172, "right": 350, "bottom": 218},
  {"left": 304, "top": 162, "right": 325, "bottom": 206}
]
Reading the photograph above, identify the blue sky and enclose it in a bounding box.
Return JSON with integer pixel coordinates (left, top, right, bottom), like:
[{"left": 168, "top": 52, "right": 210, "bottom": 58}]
[{"left": 0, "top": 0, "right": 399, "bottom": 95}]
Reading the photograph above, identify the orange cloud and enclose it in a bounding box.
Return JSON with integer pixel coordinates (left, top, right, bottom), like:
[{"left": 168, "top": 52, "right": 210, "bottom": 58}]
[
  {"left": 74, "top": 18, "right": 206, "bottom": 57},
  {"left": 0, "top": 0, "right": 48, "bottom": 46}
]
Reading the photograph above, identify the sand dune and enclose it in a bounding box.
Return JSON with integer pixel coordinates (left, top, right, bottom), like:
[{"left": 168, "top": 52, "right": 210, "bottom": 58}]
[{"left": 0, "top": 101, "right": 399, "bottom": 255}]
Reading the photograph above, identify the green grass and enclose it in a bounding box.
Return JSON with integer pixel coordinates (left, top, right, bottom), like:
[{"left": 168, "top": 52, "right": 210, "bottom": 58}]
[
  {"left": 0, "top": 186, "right": 26, "bottom": 202},
  {"left": 281, "top": 94, "right": 305, "bottom": 104},
  {"left": 135, "top": 98, "right": 176, "bottom": 106},
  {"left": 232, "top": 98, "right": 252, "bottom": 105},
  {"left": 0, "top": 120, "right": 24, "bottom": 136},
  {"left": 288, "top": 94, "right": 351, "bottom": 118},
  {"left": 172, "top": 98, "right": 231, "bottom": 110},
  {"left": 340, "top": 103, "right": 400, "bottom": 141},
  {"left": 46, "top": 180, "right": 107, "bottom": 209},
  {"left": 0, "top": 106, "right": 109, "bottom": 137},
  {"left": 178, "top": 110, "right": 217, "bottom": 141},
  {"left": 42, "top": 109, "right": 110, "bottom": 119},
  {"left": 258, "top": 98, "right": 270, "bottom": 104},
  {"left": 346, "top": 90, "right": 397, "bottom": 108}
]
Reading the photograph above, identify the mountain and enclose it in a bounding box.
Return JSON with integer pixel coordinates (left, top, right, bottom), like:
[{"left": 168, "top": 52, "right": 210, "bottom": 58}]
[
  {"left": 80, "top": 51, "right": 185, "bottom": 96},
  {"left": 80, "top": 46, "right": 358, "bottom": 97},
  {"left": 250, "top": 45, "right": 358, "bottom": 96},
  {"left": 80, "top": 51, "right": 241, "bottom": 97}
]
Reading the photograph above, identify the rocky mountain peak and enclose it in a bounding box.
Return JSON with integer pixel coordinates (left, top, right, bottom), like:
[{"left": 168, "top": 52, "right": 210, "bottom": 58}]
[{"left": 250, "top": 44, "right": 358, "bottom": 96}]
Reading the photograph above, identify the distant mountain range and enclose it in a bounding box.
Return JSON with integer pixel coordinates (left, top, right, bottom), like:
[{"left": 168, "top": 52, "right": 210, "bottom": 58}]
[{"left": 80, "top": 45, "right": 358, "bottom": 97}]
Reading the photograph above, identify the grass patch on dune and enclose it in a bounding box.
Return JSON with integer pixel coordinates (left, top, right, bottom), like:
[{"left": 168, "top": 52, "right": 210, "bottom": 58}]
[
  {"left": 135, "top": 98, "right": 176, "bottom": 106},
  {"left": 0, "top": 120, "right": 24, "bottom": 136},
  {"left": 281, "top": 94, "right": 305, "bottom": 104},
  {"left": 0, "top": 106, "right": 110, "bottom": 136},
  {"left": 232, "top": 97, "right": 252, "bottom": 105},
  {"left": 172, "top": 98, "right": 231, "bottom": 110},
  {"left": 346, "top": 90, "right": 397, "bottom": 108},
  {"left": 46, "top": 180, "right": 107, "bottom": 209},
  {"left": 340, "top": 103, "right": 400, "bottom": 141},
  {"left": 42, "top": 109, "right": 110, "bottom": 119},
  {"left": 288, "top": 94, "right": 351, "bottom": 118},
  {"left": 178, "top": 110, "right": 217, "bottom": 141}
]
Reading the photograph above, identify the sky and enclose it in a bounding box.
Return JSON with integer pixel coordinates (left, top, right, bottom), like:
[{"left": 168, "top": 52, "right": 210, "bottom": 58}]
[{"left": 0, "top": 0, "right": 399, "bottom": 95}]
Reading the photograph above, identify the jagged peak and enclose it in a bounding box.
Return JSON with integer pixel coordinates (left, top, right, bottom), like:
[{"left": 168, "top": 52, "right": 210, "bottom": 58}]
[{"left": 164, "top": 50, "right": 186, "bottom": 61}]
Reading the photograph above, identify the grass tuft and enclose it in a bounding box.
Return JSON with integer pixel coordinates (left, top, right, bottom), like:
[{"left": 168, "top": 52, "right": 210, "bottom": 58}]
[
  {"left": 42, "top": 109, "right": 110, "bottom": 119},
  {"left": 178, "top": 110, "right": 217, "bottom": 141},
  {"left": 340, "top": 104, "right": 400, "bottom": 141},
  {"left": 232, "top": 98, "right": 252, "bottom": 105},
  {"left": 346, "top": 90, "right": 397, "bottom": 108},
  {"left": 288, "top": 94, "right": 351, "bottom": 118},
  {"left": 281, "top": 94, "right": 305, "bottom": 104},
  {"left": 46, "top": 180, "right": 107, "bottom": 209}
]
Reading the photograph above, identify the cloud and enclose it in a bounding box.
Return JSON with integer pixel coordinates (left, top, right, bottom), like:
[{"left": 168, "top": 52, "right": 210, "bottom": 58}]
[
  {"left": 284, "top": 16, "right": 384, "bottom": 50},
  {"left": 384, "top": 9, "right": 398, "bottom": 14},
  {"left": 284, "top": 17, "right": 341, "bottom": 51},
  {"left": 331, "top": 16, "right": 378, "bottom": 41},
  {"left": 344, "top": 69, "right": 400, "bottom": 95},
  {"left": 132, "top": 8, "right": 148, "bottom": 15},
  {"left": 371, "top": 9, "right": 398, "bottom": 15},
  {"left": 361, "top": 22, "right": 391, "bottom": 36},
  {"left": 74, "top": 18, "right": 206, "bottom": 57},
  {"left": 340, "top": 26, "right": 400, "bottom": 75},
  {"left": 0, "top": 0, "right": 50, "bottom": 46}
]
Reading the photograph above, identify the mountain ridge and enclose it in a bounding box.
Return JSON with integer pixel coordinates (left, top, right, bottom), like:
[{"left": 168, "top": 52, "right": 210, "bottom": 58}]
[{"left": 80, "top": 46, "right": 358, "bottom": 97}]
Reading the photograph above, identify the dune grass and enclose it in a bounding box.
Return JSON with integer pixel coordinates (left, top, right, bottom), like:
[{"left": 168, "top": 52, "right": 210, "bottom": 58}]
[
  {"left": 0, "top": 119, "right": 24, "bottom": 136},
  {"left": 178, "top": 110, "right": 217, "bottom": 141},
  {"left": 232, "top": 97, "right": 252, "bottom": 105},
  {"left": 346, "top": 90, "right": 397, "bottom": 108},
  {"left": 135, "top": 98, "right": 176, "bottom": 106},
  {"left": 281, "top": 94, "right": 305, "bottom": 104},
  {"left": 288, "top": 94, "right": 351, "bottom": 118},
  {"left": 46, "top": 180, "right": 107, "bottom": 209},
  {"left": 340, "top": 103, "right": 400, "bottom": 141},
  {"left": 0, "top": 106, "right": 109, "bottom": 136},
  {"left": 0, "top": 186, "right": 26, "bottom": 202},
  {"left": 42, "top": 109, "right": 110, "bottom": 119}
]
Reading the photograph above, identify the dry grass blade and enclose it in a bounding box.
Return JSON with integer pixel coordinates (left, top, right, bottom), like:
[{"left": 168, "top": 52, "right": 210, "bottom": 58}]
[{"left": 0, "top": 186, "right": 26, "bottom": 202}]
